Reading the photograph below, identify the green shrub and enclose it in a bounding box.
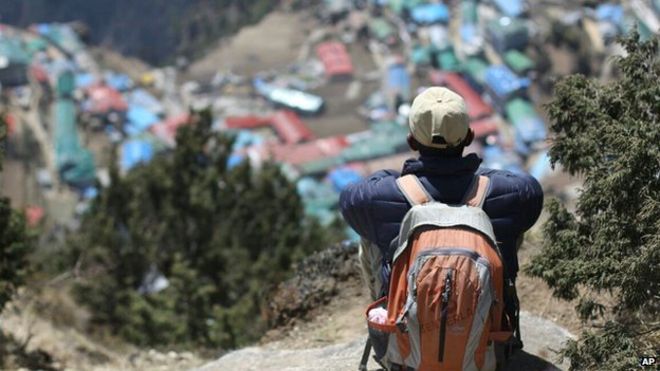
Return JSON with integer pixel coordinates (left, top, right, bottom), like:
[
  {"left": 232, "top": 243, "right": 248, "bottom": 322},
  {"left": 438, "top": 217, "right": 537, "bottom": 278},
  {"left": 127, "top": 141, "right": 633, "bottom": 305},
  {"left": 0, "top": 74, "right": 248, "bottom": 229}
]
[
  {"left": 526, "top": 33, "right": 659, "bottom": 370},
  {"left": 68, "top": 110, "right": 339, "bottom": 348},
  {"left": 0, "top": 115, "right": 32, "bottom": 314}
]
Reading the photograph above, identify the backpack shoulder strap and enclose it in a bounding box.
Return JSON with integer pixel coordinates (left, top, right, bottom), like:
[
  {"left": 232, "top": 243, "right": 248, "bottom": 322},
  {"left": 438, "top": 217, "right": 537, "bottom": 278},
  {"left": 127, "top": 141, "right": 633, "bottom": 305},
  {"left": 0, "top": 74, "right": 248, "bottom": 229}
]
[
  {"left": 396, "top": 174, "right": 433, "bottom": 206},
  {"left": 463, "top": 175, "right": 490, "bottom": 208}
]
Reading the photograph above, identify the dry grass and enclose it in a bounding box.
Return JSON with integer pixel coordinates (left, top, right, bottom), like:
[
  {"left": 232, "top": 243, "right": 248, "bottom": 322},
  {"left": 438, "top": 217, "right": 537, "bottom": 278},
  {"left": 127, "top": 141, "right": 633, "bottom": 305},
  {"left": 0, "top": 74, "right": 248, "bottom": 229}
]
[{"left": 0, "top": 282, "right": 207, "bottom": 371}]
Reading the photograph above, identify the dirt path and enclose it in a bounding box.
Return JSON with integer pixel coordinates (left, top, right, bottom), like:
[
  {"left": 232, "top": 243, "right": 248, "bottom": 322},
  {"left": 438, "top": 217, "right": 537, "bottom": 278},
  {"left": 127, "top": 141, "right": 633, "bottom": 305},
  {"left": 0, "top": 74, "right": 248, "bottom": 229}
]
[
  {"left": 187, "top": 11, "right": 312, "bottom": 79},
  {"left": 198, "top": 299, "right": 573, "bottom": 371}
]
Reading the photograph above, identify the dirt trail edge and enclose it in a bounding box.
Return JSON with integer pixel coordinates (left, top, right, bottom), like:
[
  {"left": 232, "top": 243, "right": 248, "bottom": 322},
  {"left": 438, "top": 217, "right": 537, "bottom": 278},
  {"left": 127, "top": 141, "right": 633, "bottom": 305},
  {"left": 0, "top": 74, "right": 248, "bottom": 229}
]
[{"left": 195, "top": 310, "right": 574, "bottom": 371}]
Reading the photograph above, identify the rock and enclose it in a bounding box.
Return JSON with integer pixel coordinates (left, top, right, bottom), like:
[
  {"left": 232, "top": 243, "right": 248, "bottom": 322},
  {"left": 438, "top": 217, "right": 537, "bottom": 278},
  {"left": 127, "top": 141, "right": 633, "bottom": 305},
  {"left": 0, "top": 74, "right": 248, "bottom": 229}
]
[
  {"left": 180, "top": 351, "right": 195, "bottom": 360},
  {"left": 265, "top": 243, "right": 360, "bottom": 327},
  {"left": 195, "top": 311, "right": 574, "bottom": 371}
]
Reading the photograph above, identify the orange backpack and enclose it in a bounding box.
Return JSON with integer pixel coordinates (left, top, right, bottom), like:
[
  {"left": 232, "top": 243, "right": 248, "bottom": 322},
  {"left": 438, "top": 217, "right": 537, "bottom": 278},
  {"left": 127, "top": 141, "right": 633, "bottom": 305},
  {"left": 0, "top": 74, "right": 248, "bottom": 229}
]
[{"left": 364, "top": 174, "right": 514, "bottom": 371}]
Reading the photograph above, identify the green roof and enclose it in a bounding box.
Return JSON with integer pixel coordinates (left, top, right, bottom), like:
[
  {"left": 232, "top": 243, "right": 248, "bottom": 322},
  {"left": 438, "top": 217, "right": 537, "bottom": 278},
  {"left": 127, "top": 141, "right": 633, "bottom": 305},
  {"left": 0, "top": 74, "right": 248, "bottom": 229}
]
[
  {"left": 25, "top": 38, "right": 49, "bottom": 55},
  {"left": 461, "top": 0, "right": 478, "bottom": 24},
  {"left": 462, "top": 57, "right": 488, "bottom": 84},
  {"left": 438, "top": 48, "right": 460, "bottom": 71},
  {"left": 341, "top": 141, "right": 395, "bottom": 163},
  {"left": 54, "top": 99, "right": 79, "bottom": 162},
  {"left": 369, "top": 18, "right": 395, "bottom": 40},
  {"left": 45, "top": 25, "right": 84, "bottom": 54},
  {"left": 388, "top": 0, "right": 425, "bottom": 14},
  {"left": 54, "top": 98, "right": 96, "bottom": 185},
  {"left": 411, "top": 44, "right": 433, "bottom": 66},
  {"left": 370, "top": 120, "right": 408, "bottom": 136},
  {"left": 487, "top": 17, "right": 528, "bottom": 36},
  {"left": 298, "top": 157, "right": 341, "bottom": 175},
  {"left": 305, "top": 206, "right": 337, "bottom": 226},
  {"left": 0, "top": 37, "right": 30, "bottom": 65},
  {"left": 56, "top": 70, "right": 75, "bottom": 97},
  {"left": 505, "top": 98, "right": 537, "bottom": 125},
  {"left": 504, "top": 50, "right": 534, "bottom": 74}
]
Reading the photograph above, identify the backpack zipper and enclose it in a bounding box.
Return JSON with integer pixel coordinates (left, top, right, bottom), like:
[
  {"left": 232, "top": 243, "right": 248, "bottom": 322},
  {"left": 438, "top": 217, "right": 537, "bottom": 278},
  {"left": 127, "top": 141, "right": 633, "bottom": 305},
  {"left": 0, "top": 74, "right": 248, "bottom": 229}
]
[{"left": 438, "top": 270, "right": 452, "bottom": 362}]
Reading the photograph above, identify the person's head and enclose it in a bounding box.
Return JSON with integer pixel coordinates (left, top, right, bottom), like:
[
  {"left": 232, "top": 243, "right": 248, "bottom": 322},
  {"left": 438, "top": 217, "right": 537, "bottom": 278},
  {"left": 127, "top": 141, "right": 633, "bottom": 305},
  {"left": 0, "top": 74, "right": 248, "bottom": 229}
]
[{"left": 407, "top": 87, "right": 474, "bottom": 157}]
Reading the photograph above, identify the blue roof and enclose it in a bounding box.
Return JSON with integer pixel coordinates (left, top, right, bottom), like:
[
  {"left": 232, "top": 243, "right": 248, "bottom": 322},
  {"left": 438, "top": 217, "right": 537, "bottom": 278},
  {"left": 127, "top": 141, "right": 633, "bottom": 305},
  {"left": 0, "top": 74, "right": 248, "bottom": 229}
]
[
  {"left": 253, "top": 78, "right": 273, "bottom": 96},
  {"left": 596, "top": 4, "right": 624, "bottom": 26},
  {"left": 387, "top": 64, "right": 411, "bottom": 91},
  {"left": 36, "top": 24, "right": 51, "bottom": 35},
  {"left": 227, "top": 154, "right": 245, "bottom": 169},
  {"left": 485, "top": 65, "right": 530, "bottom": 98},
  {"left": 530, "top": 150, "right": 552, "bottom": 181},
  {"left": 232, "top": 130, "right": 264, "bottom": 151},
  {"left": 460, "top": 24, "right": 479, "bottom": 43},
  {"left": 83, "top": 186, "right": 99, "bottom": 200},
  {"left": 121, "top": 140, "right": 154, "bottom": 171},
  {"left": 492, "top": 0, "right": 524, "bottom": 17},
  {"left": 481, "top": 145, "right": 524, "bottom": 174},
  {"left": 126, "top": 105, "right": 159, "bottom": 136},
  {"left": 75, "top": 73, "right": 95, "bottom": 89},
  {"left": 104, "top": 71, "right": 133, "bottom": 92},
  {"left": 513, "top": 114, "right": 546, "bottom": 143},
  {"left": 128, "top": 89, "right": 163, "bottom": 114},
  {"left": 411, "top": 3, "right": 450, "bottom": 24},
  {"left": 328, "top": 167, "right": 363, "bottom": 191}
]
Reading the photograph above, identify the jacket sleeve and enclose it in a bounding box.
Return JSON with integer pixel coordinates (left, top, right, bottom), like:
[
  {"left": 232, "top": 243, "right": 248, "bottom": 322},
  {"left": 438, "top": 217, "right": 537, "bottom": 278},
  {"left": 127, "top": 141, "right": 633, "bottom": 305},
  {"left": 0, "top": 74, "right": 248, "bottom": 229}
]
[
  {"left": 339, "top": 169, "right": 400, "bottom": 243},
  {"left": 513, "top": 173, "right": 544, "bottom": 232},
  {"left": 478, "top": 168, "right": 544, "bottom": 234}
]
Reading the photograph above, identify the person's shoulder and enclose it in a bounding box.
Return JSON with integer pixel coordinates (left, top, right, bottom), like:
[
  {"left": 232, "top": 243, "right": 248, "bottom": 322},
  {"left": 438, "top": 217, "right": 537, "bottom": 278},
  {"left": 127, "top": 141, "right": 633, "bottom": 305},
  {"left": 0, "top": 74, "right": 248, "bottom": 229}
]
[
  {"left": 478, "top": 167, "right": 542, "bottom": 198},
  {"left": 343, "top": 169, "right": 400, "bottom": 194},
  {"left": 340, "top": 169, "right": 400, "bottom": 204}
]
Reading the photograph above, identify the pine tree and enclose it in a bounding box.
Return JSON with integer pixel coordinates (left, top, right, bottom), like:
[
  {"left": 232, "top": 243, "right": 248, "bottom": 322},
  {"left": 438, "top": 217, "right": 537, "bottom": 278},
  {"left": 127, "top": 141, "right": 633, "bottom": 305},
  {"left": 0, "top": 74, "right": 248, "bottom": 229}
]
[
  {"left": 526, "top": 33, "right": 659, "bottom": 370},
  {"left": 0, "top": 115, "right": 32, "bottom": 314},
  {"left": 68, "top": 110, "right": 339, "bottom": 348}
]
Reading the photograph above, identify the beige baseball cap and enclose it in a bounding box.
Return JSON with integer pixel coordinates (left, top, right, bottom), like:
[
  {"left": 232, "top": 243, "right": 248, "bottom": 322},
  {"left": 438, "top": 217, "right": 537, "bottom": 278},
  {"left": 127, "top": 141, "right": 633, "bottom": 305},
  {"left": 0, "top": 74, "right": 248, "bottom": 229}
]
[{"left": 408, "top": 87, "right": 469, "bottom": 149}]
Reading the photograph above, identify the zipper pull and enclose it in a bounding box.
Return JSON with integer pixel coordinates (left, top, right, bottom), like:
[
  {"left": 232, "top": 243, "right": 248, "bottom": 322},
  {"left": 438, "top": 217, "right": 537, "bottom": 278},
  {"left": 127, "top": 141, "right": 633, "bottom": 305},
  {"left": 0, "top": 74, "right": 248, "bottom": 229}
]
[
  {"left": 438, "top": 270, "right": 453, "bottom": 363},
  {"left": 442, "top": 272, "right": 452, "bottom": 304}
]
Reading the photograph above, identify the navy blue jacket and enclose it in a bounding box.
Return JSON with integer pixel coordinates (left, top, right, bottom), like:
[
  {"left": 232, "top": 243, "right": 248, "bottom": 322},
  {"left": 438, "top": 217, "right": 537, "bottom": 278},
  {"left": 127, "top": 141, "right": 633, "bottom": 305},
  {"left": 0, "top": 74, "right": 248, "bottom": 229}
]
[{"left": 339, "top": 153, "right": 543, "bottom": 278}]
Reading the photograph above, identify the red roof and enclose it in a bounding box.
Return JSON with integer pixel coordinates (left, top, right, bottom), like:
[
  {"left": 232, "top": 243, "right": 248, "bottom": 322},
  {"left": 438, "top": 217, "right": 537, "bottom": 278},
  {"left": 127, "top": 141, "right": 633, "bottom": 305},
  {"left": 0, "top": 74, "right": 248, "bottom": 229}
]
[
  {"left": 4, "top": 113, "right": 16, "bottom": 136},
  {"left": 30, "top": 64, "right": 49, "bottom": 83},
  {"left": 316, "top": 41, "right": 354, "bottom": 78},
  {"left": 25, "top": 206, "right": 45, "bottom": 227},
  {"left": 429, "top": 71, "right": 493, "bottom": 121},
  {"left": 225, "top": 115, "right": 271, "bottom": 129},
  {"left": 150, "top": 113, "right": 191, "bottom": 146},
  {"left": 225, "top": 110, "right": 314, "bottom": 145},
  {"left": 270, "top": 110, "right": 314, "bottom": 145},
  {"left": 269, "top": 135, "right": 348, "bottom": 165},
  {"left": 470, "top": 116, "right": 500, "bottom": 139},
  {"left": 86, "top": 83, "right": 127, "bottom": 114}
]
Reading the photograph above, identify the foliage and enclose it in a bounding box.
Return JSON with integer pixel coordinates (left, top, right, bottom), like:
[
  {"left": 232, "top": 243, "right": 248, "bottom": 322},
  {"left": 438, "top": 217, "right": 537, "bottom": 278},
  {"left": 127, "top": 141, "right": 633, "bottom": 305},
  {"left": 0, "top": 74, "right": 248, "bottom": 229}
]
[
  {"left": 0, "top": 115, "right": 32, "bottom": 314},
  {"left": 67, "top": 110, "right": 339, "bottom": 348},
  {"left": 526, "top": 33, "right": 659, "bottom": 370}
]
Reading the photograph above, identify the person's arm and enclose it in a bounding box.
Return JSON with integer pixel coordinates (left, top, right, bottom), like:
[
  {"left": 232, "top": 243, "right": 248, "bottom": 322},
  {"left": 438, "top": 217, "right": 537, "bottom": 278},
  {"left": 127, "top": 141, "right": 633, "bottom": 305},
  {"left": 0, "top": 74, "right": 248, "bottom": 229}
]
[
  {"left": 339, "top": 169, "right": 399, "bottom": 243},
  {"left": 513, "top": 172, "right": 544, "bottom": 232},
  {"left": 478, "top": 168, "right": 544, "bottom": 233}
]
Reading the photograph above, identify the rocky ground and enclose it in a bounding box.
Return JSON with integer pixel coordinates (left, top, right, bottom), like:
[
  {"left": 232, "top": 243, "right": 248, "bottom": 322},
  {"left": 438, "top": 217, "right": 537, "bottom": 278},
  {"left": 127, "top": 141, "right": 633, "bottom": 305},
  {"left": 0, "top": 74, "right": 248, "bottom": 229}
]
[{"left": 197, "top": 310, "right": 573, "bottom": 371}]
